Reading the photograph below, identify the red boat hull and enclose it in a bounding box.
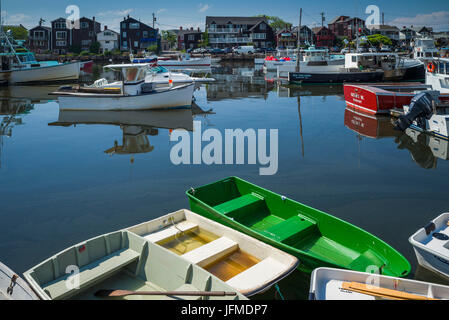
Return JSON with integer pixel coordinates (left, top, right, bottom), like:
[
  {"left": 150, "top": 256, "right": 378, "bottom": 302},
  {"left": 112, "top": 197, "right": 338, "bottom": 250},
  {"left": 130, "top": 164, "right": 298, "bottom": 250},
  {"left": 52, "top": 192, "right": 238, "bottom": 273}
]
[{"left": 344, "top": 84, "right": 449, "bottom": 115}]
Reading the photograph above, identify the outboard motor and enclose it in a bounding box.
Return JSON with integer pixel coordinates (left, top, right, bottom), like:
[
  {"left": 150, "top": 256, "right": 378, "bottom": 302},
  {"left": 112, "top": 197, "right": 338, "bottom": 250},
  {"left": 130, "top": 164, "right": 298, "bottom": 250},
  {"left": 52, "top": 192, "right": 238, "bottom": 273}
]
[{"left": 395, "top": 92, "right": 436, "bottom": 131}]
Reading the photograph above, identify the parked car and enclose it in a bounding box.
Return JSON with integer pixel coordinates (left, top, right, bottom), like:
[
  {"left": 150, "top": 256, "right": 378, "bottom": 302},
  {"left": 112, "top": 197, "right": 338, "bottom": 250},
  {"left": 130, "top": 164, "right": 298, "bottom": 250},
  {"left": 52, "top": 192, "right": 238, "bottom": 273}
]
[
  {"left": 193, "top": 48, "right": 208, "bottom": 54},
  {"left": 233, "top": 46, "right": 255, "bottom": 54},
  {"left": 210, "top": 48, "right": 225, "bottom": 55},
  {"left": 223, "top": 47, "right": 232, "bottom": 54}
]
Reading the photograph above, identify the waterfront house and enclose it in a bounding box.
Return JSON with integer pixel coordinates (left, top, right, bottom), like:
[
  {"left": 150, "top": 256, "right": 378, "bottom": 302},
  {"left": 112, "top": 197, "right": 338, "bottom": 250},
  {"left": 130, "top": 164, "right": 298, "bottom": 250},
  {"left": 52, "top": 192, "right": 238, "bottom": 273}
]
[
  {"left": 97, "top": 26, "right": 119, "bottom": 53},
  {"left": 328, "top": 16, "right": 366, "bottom": 39},
  {"left": 174, "top": 27, "right": 203, "bottom": 50},
  {"left": 120, "top": 15, "right": 159, "bottom": 52},
  {"left": 73, "top": 17, "right": 101, "bottom": 52},
  {"left": 28, "top": 20, "right": 51, "bottom": 53},
  {"left": 367, "top": 24, "right": 400, "bottom": 43},
  {"left": 51, "top": 18, "right": 71, "bottom": 54},
  {"left": 399, "top": 27, "right": 417, "bottom": 46},
  {"left": 312, "top": 26, "right": 335, "bottom": 48},
  {"left": 276, "top": 27, "right": 297, "bottom": 48},
  {"left": 205, "top": 16, "right": 275, "bottom": 49}
]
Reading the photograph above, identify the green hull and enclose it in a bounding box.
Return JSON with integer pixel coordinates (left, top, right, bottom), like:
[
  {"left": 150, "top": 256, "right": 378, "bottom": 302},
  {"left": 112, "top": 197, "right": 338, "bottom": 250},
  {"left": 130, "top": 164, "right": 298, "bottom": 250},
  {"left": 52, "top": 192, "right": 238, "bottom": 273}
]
[{"left": 186, "top": 177, "right": 411, "bottom": 277}]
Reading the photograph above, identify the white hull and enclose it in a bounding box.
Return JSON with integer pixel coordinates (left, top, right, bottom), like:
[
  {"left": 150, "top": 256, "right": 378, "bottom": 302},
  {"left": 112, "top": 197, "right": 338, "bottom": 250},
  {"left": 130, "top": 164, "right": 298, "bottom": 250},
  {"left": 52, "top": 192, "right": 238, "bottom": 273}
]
[
  {"left": 58, "top": 83, "right": 195, "bottom": 111},
  {"left": 310, "top": 267, "right": 449, "bottom": 300},
  {"left": 0, "top": 62, "right": 80, "bottom": 84},
  {"left": 410, "top": 213, "right": 449, "bottom": 280},
  {"left": 404, "top": 105, "right": 449, "bottom": 140},
  {"left": 426, "top": 72, "right": 449, "bottom": 93},
  {"left": 126, "top": 209, "right": 299, "bottom": 297}
]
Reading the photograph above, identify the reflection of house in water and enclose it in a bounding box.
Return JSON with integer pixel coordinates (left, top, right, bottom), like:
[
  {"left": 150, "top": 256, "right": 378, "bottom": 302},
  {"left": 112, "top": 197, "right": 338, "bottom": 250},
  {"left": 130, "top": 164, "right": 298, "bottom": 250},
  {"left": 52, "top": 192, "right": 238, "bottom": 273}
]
[
  {"left": 48, "top": 109, "right": 199, "bottom": 156},
  {"left": 344, "top": 107, "right": 449, "bottom": 169},
  {"left": 208, "top": 64, "right": 274, "bottom": 101}
]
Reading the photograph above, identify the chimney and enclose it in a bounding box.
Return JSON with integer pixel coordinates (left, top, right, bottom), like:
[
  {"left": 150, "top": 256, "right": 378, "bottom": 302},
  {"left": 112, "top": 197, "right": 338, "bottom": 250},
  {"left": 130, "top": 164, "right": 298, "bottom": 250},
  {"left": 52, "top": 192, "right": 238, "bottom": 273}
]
[
  {"left": 180, "top": 26, "right": 183, "bottom": 30},
  {"left": 191, "top": 27, "right": 193, "bottom": 31},
  {"left": 198, "top": 27, "right": 200, "bottom": 32},
  {"left": 104, "top": 26, "right": 108, "bottom": 30},
  {"left": 93, "top": 16, "right": 95, "bottom": 22}
]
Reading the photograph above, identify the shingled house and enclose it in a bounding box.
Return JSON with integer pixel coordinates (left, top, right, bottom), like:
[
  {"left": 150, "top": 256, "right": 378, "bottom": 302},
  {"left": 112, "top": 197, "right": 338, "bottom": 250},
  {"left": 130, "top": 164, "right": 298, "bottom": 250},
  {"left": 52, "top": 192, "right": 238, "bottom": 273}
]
[
  {"left": 206, "top": 16, "right": 275, "bottom": 49},
  {"left": 120, "top": 15, "right": 159, "bottom": 52}
]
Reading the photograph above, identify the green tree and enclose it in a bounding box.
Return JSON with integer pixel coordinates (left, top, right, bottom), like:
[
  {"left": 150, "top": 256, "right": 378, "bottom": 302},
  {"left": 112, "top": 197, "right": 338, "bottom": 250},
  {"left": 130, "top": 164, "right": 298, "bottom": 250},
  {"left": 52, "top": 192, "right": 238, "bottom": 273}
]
[
  {"left": 89, "top": 42, "right": 101, "bottom": 54},
  {"left": 69, "top": 44, "right": 82, "bottom": 54},
  {"left": 201, "top": 30, "right": 209, "bottom": 48},
  {"left": 255, "top": 15, "right": 292, "bottom": 31},
  {"left": 162, "top": 30, "right": 177, "bottom": 50},
  {"left": 5, "top": 26, "right": 28, "bottom": 40},
  {"left": 147, "top": 44, "right": 158, "bottom": 54},
  {"left": 367, "top": 34, "right": 392, "bottom": 47}
]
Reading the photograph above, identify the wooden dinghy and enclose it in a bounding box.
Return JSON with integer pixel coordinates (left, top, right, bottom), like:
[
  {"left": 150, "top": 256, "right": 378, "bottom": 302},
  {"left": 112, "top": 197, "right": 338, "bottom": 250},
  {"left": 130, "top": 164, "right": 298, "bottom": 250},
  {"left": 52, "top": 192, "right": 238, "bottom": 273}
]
[
  {"left": 23, "top": 231, "right": 247, "bottom": 300},
  {"left": 309, "top": 267, "right": 449, "bottom": 300},
  {"left": 186, "top": 177, "right": 411, "bottom": 277},
  {"left": 126, "top": 209, "right": 299, "bottom": 297},
  {"left": 410, "top": 213, "right": 449, "bottom": 280},
  {"left": 0, "top": 262, "right": 38, "bottom": 300}
]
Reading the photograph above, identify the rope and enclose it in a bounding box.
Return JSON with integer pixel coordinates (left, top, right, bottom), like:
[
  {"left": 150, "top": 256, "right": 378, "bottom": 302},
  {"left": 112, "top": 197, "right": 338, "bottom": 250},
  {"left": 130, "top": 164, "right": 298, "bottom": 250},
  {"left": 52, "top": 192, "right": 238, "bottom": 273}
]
[{"left": 275, "top": 284, "right": 285, "bottom": 300}]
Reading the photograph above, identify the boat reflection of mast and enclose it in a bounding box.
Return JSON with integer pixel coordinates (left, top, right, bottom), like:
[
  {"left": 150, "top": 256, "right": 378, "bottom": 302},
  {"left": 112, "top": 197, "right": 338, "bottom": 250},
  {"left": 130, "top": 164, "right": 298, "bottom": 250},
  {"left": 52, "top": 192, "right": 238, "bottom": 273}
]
[{"left": 297, "top": 96, "right": 305, "bottom": 157}]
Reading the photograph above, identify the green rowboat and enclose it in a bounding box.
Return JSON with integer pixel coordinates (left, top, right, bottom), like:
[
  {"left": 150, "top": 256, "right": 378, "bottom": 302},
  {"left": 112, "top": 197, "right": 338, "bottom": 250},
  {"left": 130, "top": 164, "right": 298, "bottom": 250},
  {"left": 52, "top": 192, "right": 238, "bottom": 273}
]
[{"left": 186, "top": 177, "right": 411, "bottom": 277}]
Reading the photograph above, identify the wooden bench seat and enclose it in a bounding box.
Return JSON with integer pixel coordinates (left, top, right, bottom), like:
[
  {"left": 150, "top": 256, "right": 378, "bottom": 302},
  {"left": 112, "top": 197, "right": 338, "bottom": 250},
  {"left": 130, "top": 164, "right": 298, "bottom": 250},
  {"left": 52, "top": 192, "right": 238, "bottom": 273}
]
[
  {"left": 213, "top": 194, "right": 265, "bottom": 216},
  {"left": 261, "top": 215, "right": 317, "bottom": 243},
  {"left": 181, "top": 237, "right": 238, "bottom": 268},
  {"left": 142, "top": 221, "right": 199, "bottom": 244}
]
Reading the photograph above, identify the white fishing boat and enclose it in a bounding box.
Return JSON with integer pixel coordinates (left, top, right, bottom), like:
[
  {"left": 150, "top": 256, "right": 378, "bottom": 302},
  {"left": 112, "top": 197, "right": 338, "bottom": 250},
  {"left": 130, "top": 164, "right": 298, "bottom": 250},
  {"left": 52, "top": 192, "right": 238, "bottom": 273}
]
[
  {"left": 426, "top": 58, "right": 449, "bottom": 93},
  {"left": 409, "top": 213, "right": 449, "bottom": 280},
  {"left": 310, "top": 267, "right": 449, "bottom": 300},
  {"left": 0, "top": 13, "right": 80, "bottom": 84},
  {"left": 52, "top": 64, "right": 195, "bottom": 111},
  {"left": 126, "top": 209, "right": 299, "bottom": 297},
  {"left": 1, "top": 262, "right": 38, "bottom": 300}
]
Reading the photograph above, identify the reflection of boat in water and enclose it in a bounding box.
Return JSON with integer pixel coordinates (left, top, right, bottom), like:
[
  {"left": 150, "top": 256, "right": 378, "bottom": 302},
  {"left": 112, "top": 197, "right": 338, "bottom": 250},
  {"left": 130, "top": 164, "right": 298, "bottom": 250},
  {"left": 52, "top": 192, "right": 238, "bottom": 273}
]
[
  {"left": 48, "top": 109, "right": 195, "bottom": 156},
  {"left": 277, "top": 84, "right": 343, "bottom": 98},
  {"left": 344, "top": 107, "right": 399, "bottom": 139},
  {"left": 395, "top": 128, "right": 449, "bottom": 169}
]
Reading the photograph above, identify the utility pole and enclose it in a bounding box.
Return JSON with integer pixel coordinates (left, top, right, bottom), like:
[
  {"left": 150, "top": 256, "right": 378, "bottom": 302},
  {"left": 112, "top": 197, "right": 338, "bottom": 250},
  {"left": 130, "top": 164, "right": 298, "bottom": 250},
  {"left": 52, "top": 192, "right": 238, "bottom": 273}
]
[
  {"left": 321, "top": 12, "right": 325, "bottom": 28},
  {"left": 382, "top": 12, "right": 385, "bottom": 25},
  {"left": 152, "top": 13, "right": 156, "bottom": 29}
]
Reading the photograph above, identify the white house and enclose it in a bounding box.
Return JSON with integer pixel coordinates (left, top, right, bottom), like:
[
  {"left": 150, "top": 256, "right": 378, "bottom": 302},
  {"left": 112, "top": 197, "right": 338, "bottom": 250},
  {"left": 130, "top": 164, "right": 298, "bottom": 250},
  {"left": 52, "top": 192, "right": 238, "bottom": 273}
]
[{"left": 97, "top": 27, "right": 119, "bottom": 53}]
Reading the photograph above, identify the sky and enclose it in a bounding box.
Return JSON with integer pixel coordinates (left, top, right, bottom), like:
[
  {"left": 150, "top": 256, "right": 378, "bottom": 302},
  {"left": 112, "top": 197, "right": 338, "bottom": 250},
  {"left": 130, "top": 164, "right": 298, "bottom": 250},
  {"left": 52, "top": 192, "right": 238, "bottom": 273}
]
[{"left": 1, "top": 0, "right": 448, "bottom": 32}]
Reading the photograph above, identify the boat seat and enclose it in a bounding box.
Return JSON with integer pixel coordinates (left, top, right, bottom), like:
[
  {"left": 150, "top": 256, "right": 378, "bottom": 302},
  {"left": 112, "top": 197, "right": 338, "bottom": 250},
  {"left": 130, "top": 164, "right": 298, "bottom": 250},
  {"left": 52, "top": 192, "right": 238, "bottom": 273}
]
[
  {"left": 426, "top": 224, "right": 449, "bottom": 253},
  {"left": 260, "top": 215, "right": 317, "bottom": 243},
  {"left": 181, "top": 237, "right": 238, "bottom": 268},
  {"left": 213, "top": 193, "right": 265, "bottom": 217},
  {"left": 42, "top": 248, "right": 140, "bottom": 300},
  {"left": 226, "top": 257, "right": 287, "bottom": 293},
  {"left": 142, "top": 221, "right": 199, "bottom": 244}
]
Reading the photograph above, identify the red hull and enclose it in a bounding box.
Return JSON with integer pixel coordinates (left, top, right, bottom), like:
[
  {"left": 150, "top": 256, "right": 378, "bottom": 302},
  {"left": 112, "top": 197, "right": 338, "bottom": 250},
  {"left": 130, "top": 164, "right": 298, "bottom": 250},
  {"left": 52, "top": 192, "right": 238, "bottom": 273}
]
[
  {"left": 344, "top": 84, "right": 449, "bottom": 115},
  {"left": 344, "top": 107, "right": 398, "bottom": 139}
]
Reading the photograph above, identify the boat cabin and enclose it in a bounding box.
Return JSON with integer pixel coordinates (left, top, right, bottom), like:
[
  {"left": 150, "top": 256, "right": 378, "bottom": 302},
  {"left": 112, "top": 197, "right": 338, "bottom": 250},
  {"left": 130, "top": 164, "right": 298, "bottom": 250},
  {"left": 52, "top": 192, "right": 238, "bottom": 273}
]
[
  {"left": 345, "top": 53, "right": 399, "bottom": 71},
  {"left": 103, "top": 64, "right": 153, "bottom": 95},
  {"left": 413, "top": 38, "right": 440, "bottom": 60}
]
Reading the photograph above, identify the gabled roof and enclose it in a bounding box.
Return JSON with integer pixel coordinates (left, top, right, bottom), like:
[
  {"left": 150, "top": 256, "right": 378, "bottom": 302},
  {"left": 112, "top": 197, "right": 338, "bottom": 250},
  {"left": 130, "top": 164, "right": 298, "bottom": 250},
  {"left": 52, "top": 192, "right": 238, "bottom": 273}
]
[
  {"left": 329, "top": 16, "right": 349, "bottom": 24},
  {"left": 249, "top": 20, "right": 270, "bottom": 32},
  {"left": 29, "top": 25, "right": 51, "bottom": 32},
  {"left": 367, "top": 24, "right": 399, "bottom": 31},
  {"left": 312, "top": 26, "right": 331, "bottom": 34}
]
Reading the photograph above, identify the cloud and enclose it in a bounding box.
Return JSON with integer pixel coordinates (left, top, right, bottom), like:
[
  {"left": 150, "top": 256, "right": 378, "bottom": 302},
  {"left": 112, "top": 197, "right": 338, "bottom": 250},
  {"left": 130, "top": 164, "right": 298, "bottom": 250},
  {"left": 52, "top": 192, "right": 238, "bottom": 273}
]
[
  {"left": 389, "top": 11, "right": 449, "bottom": 31},
  {"left": 157, "top": 9, "right": 166, "bottom": 15},
  {"left": 2, "top": 11, "right": 32, "bottom": 26},
  {"left": 97, "top": 9, "right": 134, "bottom": 18},
  {"left": 198, "top": 4, "right": 211, "bottom": 13}
]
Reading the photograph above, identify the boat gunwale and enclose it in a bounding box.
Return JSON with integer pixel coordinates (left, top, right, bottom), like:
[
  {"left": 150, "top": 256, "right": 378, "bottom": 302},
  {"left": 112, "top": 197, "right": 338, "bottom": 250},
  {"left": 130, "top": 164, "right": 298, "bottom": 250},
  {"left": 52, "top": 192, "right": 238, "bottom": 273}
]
[{"left": 186, "top": 176, "right": 412, "bottom": 276}]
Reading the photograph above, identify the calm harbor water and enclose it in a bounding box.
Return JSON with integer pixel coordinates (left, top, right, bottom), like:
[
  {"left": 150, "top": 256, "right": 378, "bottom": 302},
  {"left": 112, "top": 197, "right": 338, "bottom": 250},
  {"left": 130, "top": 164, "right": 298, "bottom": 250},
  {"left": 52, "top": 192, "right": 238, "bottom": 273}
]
[{"left": 0, "top": 62, "right": 448, "bottom": 300}]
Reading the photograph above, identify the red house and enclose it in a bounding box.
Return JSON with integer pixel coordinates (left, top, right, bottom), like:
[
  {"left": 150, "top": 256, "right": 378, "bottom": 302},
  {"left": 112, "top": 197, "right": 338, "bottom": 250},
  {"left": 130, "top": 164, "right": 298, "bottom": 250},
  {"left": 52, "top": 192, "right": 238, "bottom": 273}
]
[
  {"left": 312, "top": 26, "right": 335, "bottom": 48},
  {"left": 328, "top": 16, "right": 366, "bottom": 39}
]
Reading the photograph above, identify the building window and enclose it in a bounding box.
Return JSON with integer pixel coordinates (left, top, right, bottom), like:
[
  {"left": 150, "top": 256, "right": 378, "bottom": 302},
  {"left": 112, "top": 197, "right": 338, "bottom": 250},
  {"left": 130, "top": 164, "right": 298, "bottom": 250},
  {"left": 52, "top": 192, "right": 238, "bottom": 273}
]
[
  {"left": 121, "top": 23, "right": 127, "bottom": 29},
  {"left": 89, "top": 31, "right": 94, "bottom": 37},
  {"left": 81, "top": 22, "right": 89, "bottom": 29},
  {"left": 54, "top": 21, "right": 67, "bottom": 29},
  {"left": 260, "top": 23, "right": 266, "bottom": 30},
  {"left": 34, "top": 31, "right": 45, "bottom": 39},
  {"left": 56, "top": 31, "right": 67, "bottom": 40},
  {"left": 56, "top": 41, "right": 67, "bottom": 47},
  {"left": 81, "top": 40, "right": 92, "bottom": 46},
  {"left": 143, "top": 31, "right": 148, "bottom": 38},
  {"left": 122, "top": 32, "right": 127, "bottom": 38},
  {"left": 188, "top": 35, "right": 195, "bottom": 41},
  {"left": 130, "top": 23, "right": 140, "bottom": 29},
  {"left": 134, "top": 41, "right": 139, "bottom": 47}
]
